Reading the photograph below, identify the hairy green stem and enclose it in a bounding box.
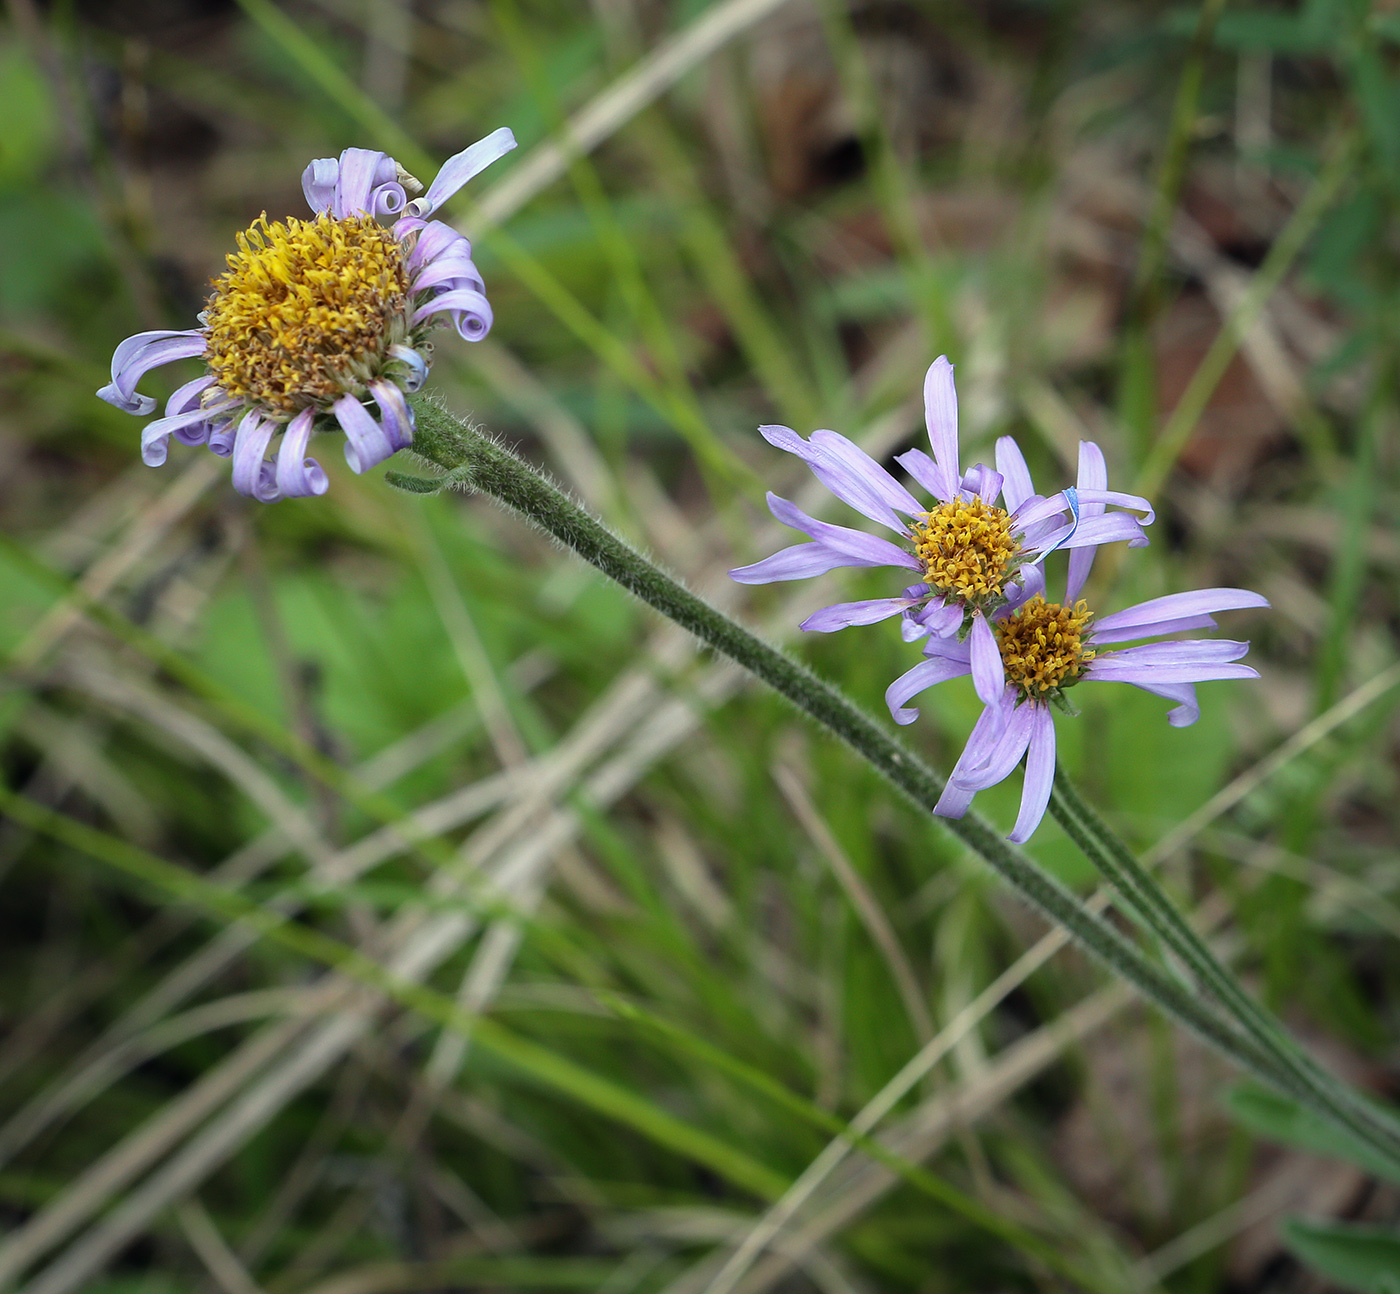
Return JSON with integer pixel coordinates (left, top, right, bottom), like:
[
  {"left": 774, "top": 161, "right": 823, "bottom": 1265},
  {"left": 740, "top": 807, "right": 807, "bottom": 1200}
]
[
  {"left": 1048, "top": 775, "right": 1400, "bottom": 1153},
  {"left": 403, "top": 398, "right": 1400, "bottom": 1162}
]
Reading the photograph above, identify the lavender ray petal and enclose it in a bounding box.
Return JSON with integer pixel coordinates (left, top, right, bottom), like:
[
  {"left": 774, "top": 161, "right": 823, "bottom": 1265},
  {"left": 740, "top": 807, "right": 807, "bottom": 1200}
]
[
  {"left": 274, "top": 409, "right": 329, "bottom": 498},
  {"left": 1090, "top": 614, "right": 1218, "bottom": 645},
  {"left": 1093, "top": 588, "right": 1270, "bottom": 637},
  {"left": 301, "top": 157, "right": 339, "bottom": 213},
  {"left": 165, "top": 374, "right": 215, "bottom": 414},
  {"left": 333, "top": 395, "right": 397, "bottom": 475},
  {"left": 903, "top": 598, "right": 961, "bottom": 642},
  {"left": 1067, "top": 440, "right": 1106, "bottom": 599},
  {"left": 969, "top": 610, "right": 1006, "bottom": 706},
  {"left": 405, "top": 220, "right": 467, "bottom": 273},
  {"left": 922, "top": 356, "right": 960, "bottom": 501},
  {"left": 140, "top": 399, "right": 239, "bottom": 466},
  {"left": 1086, "top": 661, "right": 1260, "bottom": 685},
  {"left": 230, "top": 409, "right": 279, "bottom": 499},
  {"left": 410, "top": 287, "right": 493, "bottom": 340},
  {"left": 934, "top": 696, "right": 1012, "bottom": 819},
  {"left": 410, "top": 256, "right": 486, "bottom": 295},
  {"left": 766, "top": 493, "right": 920, "bottom": 569},
  {"left": 1008, "top": 705, "right": 1057, "bottom": 843},
  {"left": 810, "top": 428, "right": 922, "bottom": 517},
  {"left": 99, "top": 331, "right": 207, "bottom": 413},
  {"left": 1014, "top": 492, "right": 1072, "bottom": 533},
  {"left": 954, "top": 695, "right": 1036, "bottom": 792},
  {"left": 387, "top": 344, "right": 429, "bottom": 393},
  {"left": 409, "top": 127, "right": 518, "bottom": 218},
  {"left": 1072, "top": 488, "right": 1155, "bottom": 524},
  {"left": 885, "top": 655, "right": 971, "bottom": 725},
  {"left": 759, "top": 425, "right": 913, "bottom": 529},
  {"left": 1056, "top": 512, "right": 1149, "bottom": 550},
  {"left": 369, "top": 379, "right": 416, "bottom": 451},
  {"left": 995, "top": 437, "right": 1035, "bottom": 512},
  {"left": 895, "top": 448, "right": 950, "bottom": 502},
  {"left": 332, "top": 148, "right": 390, "bottom": 218},
  {"left": 728, "top": 543, "right": 852, "bottom": 584},
  {"left": 800, "top": 597, "right": 923, "bottom": 633},
  {"left": 207, "top": 417, "right": 237, "bottom": 457},
  {"left": 959, "top": 464, "right": 1004, "bottom": 504},
  {"left": 1116, "top": 678, "right": 1202, "bottom": 728},
  {"left": 371, "top": 181, "right": 407, "bottom": 218},
  {"left": 1098, "top": 639, "right": 1252, "bottom": 665},
  {"left": 1009, "top": 563, "right": 1046, "bottom": 605}
]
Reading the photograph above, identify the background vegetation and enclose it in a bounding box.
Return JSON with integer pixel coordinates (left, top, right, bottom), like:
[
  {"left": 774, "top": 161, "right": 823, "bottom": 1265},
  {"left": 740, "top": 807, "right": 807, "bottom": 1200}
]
[{"left": 1, "top": 0, "right": 1399, "bottom": 1289}]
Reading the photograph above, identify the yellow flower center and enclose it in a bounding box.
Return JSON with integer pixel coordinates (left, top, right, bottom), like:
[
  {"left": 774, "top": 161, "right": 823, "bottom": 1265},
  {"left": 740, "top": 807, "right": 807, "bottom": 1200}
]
[
  {"left": 202, "top": 212, "right": 412, "bottom": 414},
  {"left": 996, "top": 595, "right": 1095, "bottom": 699},
  {"left": 910, "top": 497, "right": 1021, "bottom": 603}
]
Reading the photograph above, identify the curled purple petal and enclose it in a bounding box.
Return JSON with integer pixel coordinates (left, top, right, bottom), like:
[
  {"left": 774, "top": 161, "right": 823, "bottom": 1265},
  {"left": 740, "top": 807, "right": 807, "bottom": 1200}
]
[
  {"left": 230, "top": 410, "right": 282, "bottom": 503},
  {"left": 98, "top": 330, "right": 207, "bottom": 414},
  {"left": 969, "top": 611, "right": 1005, "bottom": 706},
  {"left": 411, "top": 286, "right": 494, "bottom": 340},
  {"left": 406, "top": 220, "right": 466, "bottom": 274},
  {"left": 207, "top": 417, "right": 236, "bottom": 457},
  {"left": 1008, "top": 705, "right": 1056, "bottom": 843},
  {"left": 334, "top": 148, "right": 394, "bottom": 218},
  {"left": 995, "top": 437, "right": 1035, "bottom": 512},
  {"left": 275, "top": 409, "right": 328, "bottom": 498},
  {"left": 334, "top": 394, "right": 396, "bottom": 474},
  {"left": 408, "top": 126, "right": 517, "bottom": 218},
  {"left": 140, "top": 397, "right": 239, "bottom": 466},
  {"left": 302, "top": 157, "right": 339, "bottom": 213},
  {"left": 800, "top": 597, "right": 922, "bottom": 634},
  {"left": 885, "top": 654, "right": 971, "bottom": 725},
  {"left": 410, "top": 255, "right": 487, "bottom": 294},
  {"left": 369, "top": 379, "right": 415, "bottom": 451},
  {"left": 922, "top": 356, "right": 960, "bottom": 502}
]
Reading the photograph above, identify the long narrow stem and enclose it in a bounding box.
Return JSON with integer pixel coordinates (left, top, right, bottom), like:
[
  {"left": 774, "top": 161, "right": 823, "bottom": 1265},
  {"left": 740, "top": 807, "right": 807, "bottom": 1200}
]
[
  {"left": 405, "top": 397, "right": 1400, "bottom": 1164},
  {"left": 1048, "top": 775, "right": 1398, "bottom": 1143}
]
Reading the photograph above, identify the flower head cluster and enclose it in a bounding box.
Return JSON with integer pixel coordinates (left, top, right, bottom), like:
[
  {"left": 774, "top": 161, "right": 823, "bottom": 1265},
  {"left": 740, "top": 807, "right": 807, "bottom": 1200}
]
[
  {"left": 731, "top": 357, "right": 1155, "bottom": 701},
  {"left": 97, "top": 129, "right": 516, "bottom": 502},
  {"left": 731, "top": 359, "right": 1268, "bottom": 842}
]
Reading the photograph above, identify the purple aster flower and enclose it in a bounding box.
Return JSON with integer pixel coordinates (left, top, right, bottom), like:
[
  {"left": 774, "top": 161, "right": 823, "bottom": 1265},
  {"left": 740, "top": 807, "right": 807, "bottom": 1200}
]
[
  {"left": 96, "top": 128, "right": 517, "bottom": 502},
  {"left": 883, "top": 515, "right": 1269, "bottom": 842},
  {"left": 729, "top": 357, "right": 1155, "bottom": 700}
]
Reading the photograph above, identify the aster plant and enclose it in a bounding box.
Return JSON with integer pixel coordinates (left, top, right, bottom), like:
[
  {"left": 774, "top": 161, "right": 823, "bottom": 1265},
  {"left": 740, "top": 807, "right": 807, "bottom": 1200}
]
[
  {"left": 97, "top": 128, "right": 516, "bottom": 502},
  {"left": 82, "top": 161, "right": 1400, "bottom": 1194},
  {"left": 729, "top": 357, "right": 1155, "bottom": 700}
]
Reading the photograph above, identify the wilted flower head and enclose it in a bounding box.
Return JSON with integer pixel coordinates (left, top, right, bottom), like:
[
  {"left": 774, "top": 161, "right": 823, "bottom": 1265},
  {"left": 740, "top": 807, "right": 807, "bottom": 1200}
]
[
  {"left": 884, "top": 537, "right": 1269, "bottom": 842},
  {"left": 730, "top": 357, "right": 1155, "bottom": 698},
  {"left": 97, "top": 128, "right": 516, "bottom": 502}
]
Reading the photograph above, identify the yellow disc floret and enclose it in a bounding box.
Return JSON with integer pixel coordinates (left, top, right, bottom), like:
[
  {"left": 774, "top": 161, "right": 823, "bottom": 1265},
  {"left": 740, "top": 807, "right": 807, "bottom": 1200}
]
[
  {"left": 910, "top": 498, "right": 1021, "bottom": 603},
  {"left": 996, "top": 595, "right": 1095, "bottom": 699},
  {"left": 203, "top": 212, "right": 411, "bottom": 414}
]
